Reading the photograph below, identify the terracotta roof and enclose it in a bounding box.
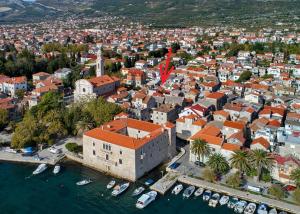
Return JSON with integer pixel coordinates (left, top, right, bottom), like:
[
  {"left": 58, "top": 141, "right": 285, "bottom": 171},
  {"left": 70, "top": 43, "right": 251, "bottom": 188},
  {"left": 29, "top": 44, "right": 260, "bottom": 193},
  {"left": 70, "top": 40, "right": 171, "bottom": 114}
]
[
  {"left": 223, "top": 120, "right": 245, "bottom": 130},
  {"left": 251, "top": 137, "right": 270, "bottom": 149},
  {"left": 190, "top": 133, "right": 223, "bottom": 146},
  {"left": 196, "top": 125, "right": 221, "bottom": 137},
  {"left": 206, "top": 92, "right": 225, "bottom": 99},
  {"left": 33, "top": 72, "right": 50, "bottom": 77},
  {"left": 89, "top": 75, "right": 120, "bottom": 87},
  {"left": 214, "top": 110, "right": 230, "bottom": 118},
  {"left": 222, "top": 143, "right": 241, "bottom": 151}
]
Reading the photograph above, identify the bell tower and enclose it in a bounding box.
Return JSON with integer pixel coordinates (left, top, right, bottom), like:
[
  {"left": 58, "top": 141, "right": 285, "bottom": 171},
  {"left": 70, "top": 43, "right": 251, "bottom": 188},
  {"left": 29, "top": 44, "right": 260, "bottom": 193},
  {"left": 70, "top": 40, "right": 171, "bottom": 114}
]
[{"left": 96, "top": 45, "right": 104, "bottom": 77}]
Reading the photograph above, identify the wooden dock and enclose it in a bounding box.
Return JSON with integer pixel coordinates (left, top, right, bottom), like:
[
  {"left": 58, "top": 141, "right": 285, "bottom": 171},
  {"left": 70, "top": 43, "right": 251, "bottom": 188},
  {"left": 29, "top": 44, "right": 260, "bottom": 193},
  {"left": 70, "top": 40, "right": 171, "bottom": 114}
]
[{"left": 178, "top": 175, "right": 299, "bottom": 214}]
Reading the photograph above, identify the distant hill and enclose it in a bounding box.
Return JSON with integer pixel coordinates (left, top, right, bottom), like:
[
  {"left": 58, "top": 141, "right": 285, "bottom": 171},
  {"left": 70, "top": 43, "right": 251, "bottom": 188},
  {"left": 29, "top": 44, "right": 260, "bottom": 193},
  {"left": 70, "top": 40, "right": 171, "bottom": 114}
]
[{"left": 0, "top": 0, "right": 300, "bottom": 27}]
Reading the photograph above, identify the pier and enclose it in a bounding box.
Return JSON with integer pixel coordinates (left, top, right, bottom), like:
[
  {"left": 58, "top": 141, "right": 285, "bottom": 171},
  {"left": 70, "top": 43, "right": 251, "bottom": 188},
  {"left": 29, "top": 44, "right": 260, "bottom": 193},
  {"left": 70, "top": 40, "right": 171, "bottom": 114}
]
[{"left": 150, "top": 172, "right": 180, "bottom": 194}]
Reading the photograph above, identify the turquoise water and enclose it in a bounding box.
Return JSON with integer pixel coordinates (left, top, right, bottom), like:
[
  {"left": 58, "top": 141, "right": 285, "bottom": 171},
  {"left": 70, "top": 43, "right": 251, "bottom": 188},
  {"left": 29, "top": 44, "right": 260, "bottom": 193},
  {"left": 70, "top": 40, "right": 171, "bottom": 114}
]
[{"left": 0, "top": 161, "right": 233, "bottom": 214}]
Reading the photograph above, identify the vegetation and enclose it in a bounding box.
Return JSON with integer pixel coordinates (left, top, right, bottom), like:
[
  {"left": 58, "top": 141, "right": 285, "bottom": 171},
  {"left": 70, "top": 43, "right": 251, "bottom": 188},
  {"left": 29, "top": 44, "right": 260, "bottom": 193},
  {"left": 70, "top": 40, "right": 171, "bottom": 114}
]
[
  {"left": 229, "top": 150, "right": 251, "bottom": 175},
  {"left": 0, "top": 109, "right": 9, "bottom": 130},
  {"left": 11, "top": 92, "right": 122, "bottom": 148},
  {"left": 236, "top": 70, "right": 252, "bottom": 83},
  {"left": 202, "top": 167, "right": 216, "bottom": 183},
  {"left": 268, "top": 184, "right": 285, "bottom": 200},
  {"left": 65, "top": 142, "right": 82, "bottom": 153},
  {"left": 291, "top": 168, "right": 300, "bottom": 187},
  {"left": 250, "top": 149, "right": 274, "bottom": 181},
  {"left": 293, "top": 188, "right": 300, "bottom": 205},
  {"left": 226, "top": 172, "right": 242, "bottom": 188},
  {"left": 207, "top": 153, "right": 230, "bottom": 175},
  {"left": 191, "top": 139, "right": 211, "bottom": 163}
]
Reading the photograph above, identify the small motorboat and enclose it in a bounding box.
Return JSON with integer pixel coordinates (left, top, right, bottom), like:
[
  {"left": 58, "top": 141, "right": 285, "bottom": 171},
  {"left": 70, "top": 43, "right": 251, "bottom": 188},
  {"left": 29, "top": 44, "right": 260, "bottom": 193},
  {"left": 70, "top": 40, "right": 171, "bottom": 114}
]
[
  {"left": 106, "top": 180, "right": 116, "bottom": 189},
  {"left": 228, "top": 197, "right": 239, "bottom": 209},
  {"left": 136, "top": 191, "right": 157, "bottom": 209},
  {"left": 203, "top": 190, "right": 212, "bottom": 201},
  {"left": 257, "top": 203, "right": 268, "bottom": 214},
  {"left": 194, "top": 187, "right": 204, "bottom": 197},
  {"left": 33, "top": 164, "right": 47, "bottom": 175},
  {"left": 53, "top": 165, "right": 61, "bottom": 175},
  {"left": 234, "top": 200, "right": 247, "bottom": 213},
  {"left": 278, "top": 212, "right": 287, "bottom": 214},
  {"left": 269, "top": 208, "right": 277, "bottom": 214},
  {"left": 208, "top": 193, "right": 220, "bottom": 207},
  {"left": 112, "top": 183, "right": 130, "bottom": 196},
  {"left": 172, "top": 184, "right": 183, "bottom": 195},
  {"left": 76, "top": 179, "right": 92, "bottom": 186},
  {"left": 145, "top": 179, "right": 154, "bottom": 186},
  {"left": 219, "top": 195, "right": 230, "bottom": 206},
  {"left": 132, "top": 187, "right": 145, "bottom": 197},
  {"left": 244, "top": 202, "right": 256, "bottom": 214},
  {"left": 183, "top": 186, "right": 195, "bottom": 198}
]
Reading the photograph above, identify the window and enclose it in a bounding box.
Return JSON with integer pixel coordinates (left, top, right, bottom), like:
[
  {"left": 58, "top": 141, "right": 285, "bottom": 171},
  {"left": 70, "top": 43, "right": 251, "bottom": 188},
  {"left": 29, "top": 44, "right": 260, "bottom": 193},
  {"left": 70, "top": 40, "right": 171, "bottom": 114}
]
[
  {"left": 120, "top": 150, "right": 122, "bottom": 155},
  {"left": 119, "top": 159, "right": 122, "bottom": 164},
  {"left": 106, "top": 154, "right": 109, "bottom": 160},
  {"left": 82, "top": 88, "right": 86, "bottom": 92},
  {"left": 93, "top": 150, "right": 96, "bottom": 156},
  {"left": 93, "top": 142, "right": 95, "bottom": 147}
]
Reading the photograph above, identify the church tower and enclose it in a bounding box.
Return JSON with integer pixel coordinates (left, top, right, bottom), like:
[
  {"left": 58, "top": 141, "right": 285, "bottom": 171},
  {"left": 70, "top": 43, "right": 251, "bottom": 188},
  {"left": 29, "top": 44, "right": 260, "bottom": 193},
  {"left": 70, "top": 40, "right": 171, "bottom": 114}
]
[{"left": 96, "top": 45, "right": 105, "bottom": 77}]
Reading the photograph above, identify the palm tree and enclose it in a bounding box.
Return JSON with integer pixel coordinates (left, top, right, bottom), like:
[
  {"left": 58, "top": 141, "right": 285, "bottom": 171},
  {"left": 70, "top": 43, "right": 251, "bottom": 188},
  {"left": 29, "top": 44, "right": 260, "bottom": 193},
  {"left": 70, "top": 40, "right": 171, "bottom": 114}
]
[
  {"left": 229, "top": 150, "right": 252, "bottom": 175},
  {"left": 207, "top": 153, "right": 230, "bottom": 174},
  {"left": 190, "top": 139, "right": 211, "bottom": 163},
  {"left": 291, "top": 168, "right": 300, "bottom": 187},
  {"left": 250, "top": 149, "right": 274, "bottom": 181}
]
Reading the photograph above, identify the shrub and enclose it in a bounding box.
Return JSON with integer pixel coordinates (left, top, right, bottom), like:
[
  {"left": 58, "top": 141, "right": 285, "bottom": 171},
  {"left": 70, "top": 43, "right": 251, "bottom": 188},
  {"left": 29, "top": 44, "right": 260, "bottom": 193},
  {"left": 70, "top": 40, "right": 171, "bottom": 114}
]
[
  {"left": 226, "top": 172, "right": 242, "bottom": 188},
  {"left": 65, "top": 142, "right": 82, "bottom": 153},
  {"left": 269, "top": 184, "right": 285, "bottom": 199}
]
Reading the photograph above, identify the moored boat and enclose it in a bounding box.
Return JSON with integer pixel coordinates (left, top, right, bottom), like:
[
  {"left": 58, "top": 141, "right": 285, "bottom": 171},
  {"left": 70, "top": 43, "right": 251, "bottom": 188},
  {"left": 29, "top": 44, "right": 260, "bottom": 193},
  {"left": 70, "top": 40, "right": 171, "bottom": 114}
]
[
  {"left": 53, "top": 165, "right": 61, "bottom": 175},
  {"left": 244, "top": 202, "right": 256, "bottom": 214},
  {"left": 202, "top": 190, "right": 212, "bottom": 201},
  {"left": 33, "top": 164, "right": 47, "bottom": 175},
  {"left": 228, "top": 197, "right": 239, "bottom": 209},
  {"left": 257, "top": 203, "right": 268, "bottom": 214},
  {"left": 76, "top": 179, "right": 92, "bottom": 186},
  {"left": 132, "top": 187, "right": 145, "bottom": 197},
  {"left": 234, "top": 200, "right": 247, "bottom": 213},
  {"left": 219, "top": 195, "right": 230, "bottom": 206},
  {"left": 269, "top": 208, "right": 277, "bottom": 214},
  {"left": 194, "top": 187, "right": 204, "bottom": 197},
  {"left": 208, "top": 193, "right": 220, "bottom": 207},
  {"left": 106, "top": 180, "right": 116, "bottom": 189},
  {"left": 183, "top": 186, "right": 195, "bottom": 198},
  {"left": 172, "top": 184, "right": 183, "bottom": 195},
  {"left": 136, "top": 191, "right": 157, "bottom": 209},
  {"left": 111, "top": 183, "right": 130, "bottom": 196}
]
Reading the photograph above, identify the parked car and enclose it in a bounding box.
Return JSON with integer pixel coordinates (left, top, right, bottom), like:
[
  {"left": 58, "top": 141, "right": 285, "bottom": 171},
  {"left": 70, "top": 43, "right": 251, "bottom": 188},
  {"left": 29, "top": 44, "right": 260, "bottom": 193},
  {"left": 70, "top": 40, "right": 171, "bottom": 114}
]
[
  {"left": 194, "top": 161, "right": 205, "bottom": 167},
  {"left": 49, "top": 147, "right": 61, "bottom": 154}
]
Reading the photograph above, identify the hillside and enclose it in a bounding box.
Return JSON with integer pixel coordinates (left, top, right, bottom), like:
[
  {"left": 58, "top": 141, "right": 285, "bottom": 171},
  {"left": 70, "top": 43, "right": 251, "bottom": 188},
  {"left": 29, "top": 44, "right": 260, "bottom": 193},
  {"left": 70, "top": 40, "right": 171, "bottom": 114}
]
[{"left": 0, "top": 0, "right": 300, "bottom": 27}]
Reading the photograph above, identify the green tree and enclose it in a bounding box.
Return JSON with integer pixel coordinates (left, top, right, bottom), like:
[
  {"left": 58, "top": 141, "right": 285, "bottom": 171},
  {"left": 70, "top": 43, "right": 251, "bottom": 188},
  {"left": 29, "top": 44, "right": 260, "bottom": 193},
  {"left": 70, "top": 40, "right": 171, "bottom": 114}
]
[
  {"left": 171, "top": 43, "right": 180, "bottom": 53},
  {"left": 65, "top": 142, "right": 82, "bottom": 153},
  {"left": 229, "top": 150, "right": 252, "bottom": 175},
  {"left": 191, "top": 139, "right": 211, "bottom": 163},
  {"left": 268, "top": 184, "right": 285, "bottom": 200},
  {"left": 0, "top": 109, "right": 9, "bottom": 130},
  {"left": 207, "top": 153, "right": 230, "bottom": 174},
  {"left": 202, "top": 167, "right": 216, "bottom": 183},
  {"left": 291, "top": 168, "right": 300, "bottom": 187},
  {"left": 293, "top": 188, "right": 300, "bottom": 205},
  {"left": 236, "top": 70, "right": 252, "bottom": 83},
  {"left": 226, "top": 172, "right": 242, "bottom": 188},
  {"left": 250, "top": 149, "right": 274, "bottom": 181}
]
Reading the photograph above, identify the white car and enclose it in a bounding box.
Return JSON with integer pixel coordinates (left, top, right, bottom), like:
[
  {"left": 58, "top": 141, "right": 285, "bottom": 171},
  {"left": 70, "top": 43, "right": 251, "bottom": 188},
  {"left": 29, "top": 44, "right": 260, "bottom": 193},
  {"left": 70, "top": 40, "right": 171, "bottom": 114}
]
[{"left": 49, "top": 147, "right": 61, "bottom": 154}]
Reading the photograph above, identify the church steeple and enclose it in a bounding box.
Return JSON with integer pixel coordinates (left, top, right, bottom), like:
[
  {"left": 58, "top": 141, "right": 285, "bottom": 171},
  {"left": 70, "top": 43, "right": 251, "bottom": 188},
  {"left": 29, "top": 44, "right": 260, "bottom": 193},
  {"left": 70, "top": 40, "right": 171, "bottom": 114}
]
[{"left": 96, "top": 45, "right": 104, "bottom": 77}]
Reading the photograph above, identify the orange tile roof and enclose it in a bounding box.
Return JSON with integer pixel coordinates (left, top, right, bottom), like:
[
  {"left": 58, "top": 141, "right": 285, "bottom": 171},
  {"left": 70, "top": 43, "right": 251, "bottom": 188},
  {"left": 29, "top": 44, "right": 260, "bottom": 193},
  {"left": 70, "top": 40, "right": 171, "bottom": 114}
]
[
  {"left": 223, "top": 120, "right": 245, "bottom": 130},
  {"left": 251, "top": 137, "right": 270, "bottom": 149},
  {"left": 190, "top": 133, "right": 223, "bottom": 146},
  {"left": 214, "top": 110, "right": 230, "bottom": 118},
  {"left": 206, "top": 92, "right": 225, "bottom": 99},
  {"left": 89, "top": 75, "right": 120, "bottom": 87},
  {"left": 222, "top": 143, "right": 241, "bottom": 151},
  {"left": 192, "top": 119, "right": 207, "bottom": 127}
]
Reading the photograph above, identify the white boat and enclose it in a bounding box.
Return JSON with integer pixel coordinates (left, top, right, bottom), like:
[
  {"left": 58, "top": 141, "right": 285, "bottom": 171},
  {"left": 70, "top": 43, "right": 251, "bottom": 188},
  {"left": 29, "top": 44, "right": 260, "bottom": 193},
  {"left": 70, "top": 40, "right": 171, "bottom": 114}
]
[
  {"left": 32, "top": 164, "right": 47, "bottom": 175},
  {"left": 269, "top": 208, "right": 277, "bottom": 214},
  {"left": 257, "top": 203, "right": 268, "bottom": 214},
  {"left": 53, "top": 165, "right": 61, "bottom": 175},
  {"left": 111, "top": 183, "right": 130, "bottom": 196},
  {"left": 203, "top": 190, "right": 212, "bottom": 201},
  {"left": 172, "top": 184, "right": 183, "bottom": 195},
  {"left": 183, "top": 186, "right": 195, "bottom": 198},
  {"left": 76, "top": 179, "right": 92, "bottom": 186},
  {"left": 106, "top": 180, "right": 116, "bottom": 189},
  {"left": 234, "top": 200, "right": 247, "bottom": 213},
  {"left": 194, "top": 187, "right": 204, "bottom": 197},
  {"left": 136, "top": 191, "right": 157, "bottom": 209},
  {"left": 228, "top": 197, "right": 239, "bottom": 209},
  {"left": 132, "top": 187, "right": 145, "bottom": 196},
  {"left": 209, "top": 193, "right": 220, "bottom": 207},
  {"left": 244, "top": 202, "right": 256, "bottom": 214},
  {"left": 278, "top": 212, "right": 287, "bottom": 214},
  {"left": 219, "top": 195, "right": 230, "bottom": 206}
]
